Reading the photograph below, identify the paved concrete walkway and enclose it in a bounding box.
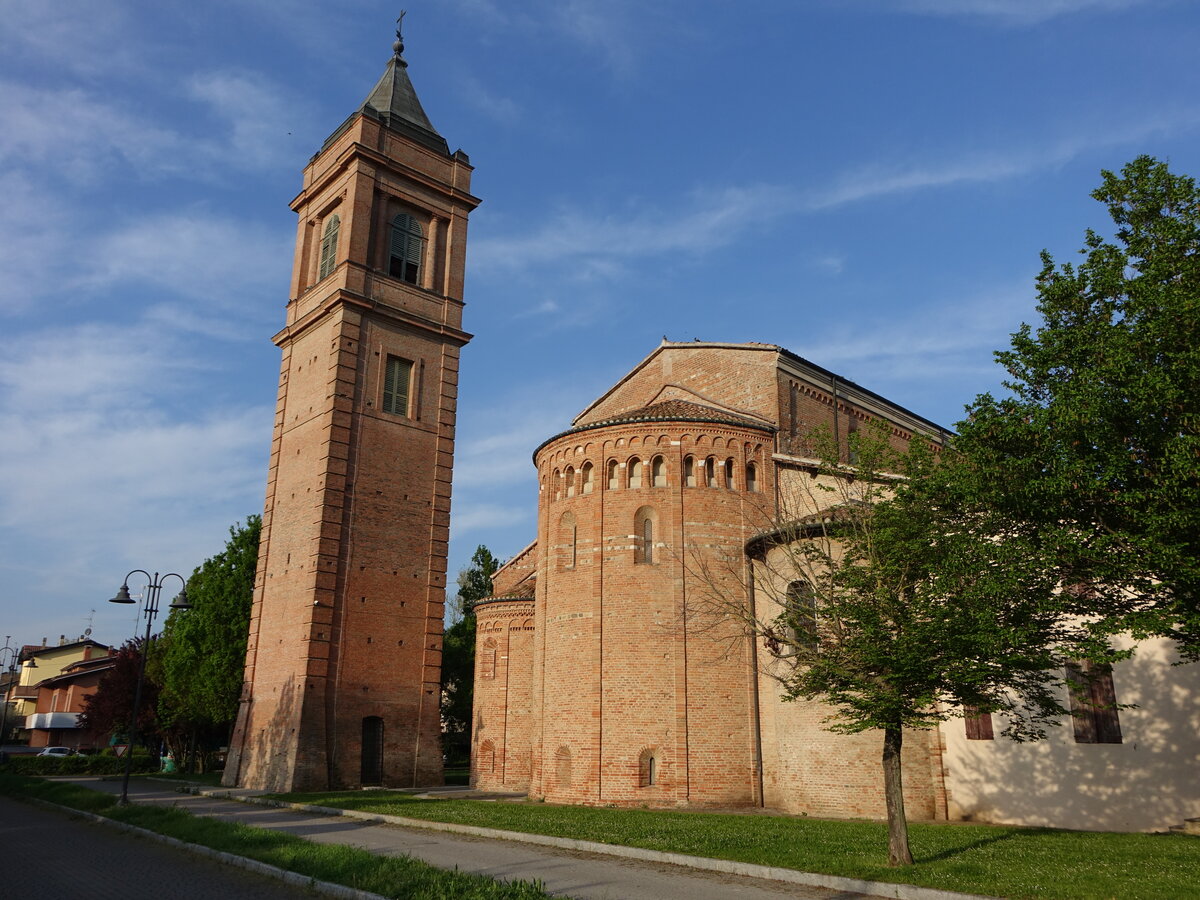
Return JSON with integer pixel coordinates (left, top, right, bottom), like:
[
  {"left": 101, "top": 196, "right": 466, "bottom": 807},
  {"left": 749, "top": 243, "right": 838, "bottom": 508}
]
[
  {"left": 66, "top": 776, "right": 869, "bottom": 900},
  {"left": 0, "top": 793, "right": 319, "bottom": 898}
]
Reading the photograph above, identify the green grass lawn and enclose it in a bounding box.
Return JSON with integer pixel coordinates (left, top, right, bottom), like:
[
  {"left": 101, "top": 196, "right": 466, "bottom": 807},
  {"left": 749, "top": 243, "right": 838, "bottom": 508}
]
[
  {"left": 0, "top": 773, "right": 550, "bottom": 900},
  {"left": 266, "top": 789, "right": 1200, "bottom": 900}
]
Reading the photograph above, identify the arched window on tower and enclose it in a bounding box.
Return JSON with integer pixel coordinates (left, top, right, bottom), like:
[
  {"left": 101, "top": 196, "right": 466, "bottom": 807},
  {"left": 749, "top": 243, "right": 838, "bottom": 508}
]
[
  {"left": 389, "top": 213, "right": 424, "bottom": 284},
  {"left": 634, "top": 506, "right": 656, "bottom": 564},
  {"left": 684, "top": 455, "right": 696, "bottom": 487},
  {"left": 581, "top": 461, "right": 594, "bottom": 494},
  {"left": 318, "top": 214, "right": 340, "bottom": 280},
  {"left": 651, "top": 455, "right": 667, "bottom": 487},
  {"left": 628, "top": 457, "right": 643, "bottom": 489},
  {"left": 607, "top": 459, "right": 619, "bottom": 490}
]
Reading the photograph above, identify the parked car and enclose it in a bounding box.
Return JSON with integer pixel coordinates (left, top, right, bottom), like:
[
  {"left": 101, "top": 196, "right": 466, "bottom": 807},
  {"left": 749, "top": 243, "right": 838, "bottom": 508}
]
[{"left": 37, "top": 746, "right": 74, "bottom": 757}]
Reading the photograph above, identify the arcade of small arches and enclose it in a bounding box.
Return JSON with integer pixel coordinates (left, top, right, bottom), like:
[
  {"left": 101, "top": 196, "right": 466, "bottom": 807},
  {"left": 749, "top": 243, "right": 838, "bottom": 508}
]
[{"left": 541, "top": 434, "right": 766, "bottom": 502}]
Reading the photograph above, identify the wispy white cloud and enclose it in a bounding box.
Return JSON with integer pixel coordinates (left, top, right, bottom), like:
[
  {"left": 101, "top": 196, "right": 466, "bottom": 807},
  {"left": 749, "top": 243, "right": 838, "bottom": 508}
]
[
  {"left": 808, "top": 106, "right": 1200, "bottom": 210},
  {"left": 73, "top": 209, "right": 292, "bottom": 307},
  {"left": 890, "top": 0, "right": 1153, "bottom": 25},
  {"left": 0, "top": 315, "right": 272, "bottom": 641},
  {"left": 443, "top": 0, "right": 646, "bottom": 74},
  {"left": 784, "top": 282, "right": 1037, "bottom": 396},
  {"left": 456, "top": 72, "right": 523, "bottom": 124},
  {"left": 0, "top": 72, "right": 305, "bottom": 183},
  {"left": 472, "top": 184, "right": 785, "bottom": 273},
  {"left": 449, "top": 502, "right": 532, "bottom": 536}
]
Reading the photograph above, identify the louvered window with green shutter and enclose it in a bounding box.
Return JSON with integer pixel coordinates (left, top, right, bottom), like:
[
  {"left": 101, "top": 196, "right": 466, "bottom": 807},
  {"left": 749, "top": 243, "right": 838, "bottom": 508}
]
[
  {"left": 389, "top": 213, "right": 423, "bottom": 284},
  {"left": 383, "top": 356, "right": 413, "bottom": 417},
  {"left": 318, "top": 215, "right": 340, "bottom": 280}
]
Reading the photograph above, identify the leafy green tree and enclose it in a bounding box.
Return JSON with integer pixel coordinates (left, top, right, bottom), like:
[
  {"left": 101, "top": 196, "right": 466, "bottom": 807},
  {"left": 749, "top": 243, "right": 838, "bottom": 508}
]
[
  {"left": 158, "top": 515, "right": 260, "bottom": 769},
  {"left": 441, "top": 545, "right": 499, "bottom": 763},
  {"left": 957, "top": 155, "right": 1200, "bottom": 656},
  {"left": 700, "top": 424, "right": 1092, "bottom": 866}
]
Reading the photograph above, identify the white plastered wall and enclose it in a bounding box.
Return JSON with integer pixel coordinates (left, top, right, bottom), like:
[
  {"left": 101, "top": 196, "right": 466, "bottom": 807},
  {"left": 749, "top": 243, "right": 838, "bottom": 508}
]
[{"left": 941, "top": 636, "right": 1200, "bottom": 832}]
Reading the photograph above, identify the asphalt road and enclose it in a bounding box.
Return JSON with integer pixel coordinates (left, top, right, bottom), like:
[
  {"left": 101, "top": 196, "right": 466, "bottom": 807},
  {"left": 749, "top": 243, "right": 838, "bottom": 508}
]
[
  {"left": 68, "top": 777, "right": 870, "bottom": 900},
  {"left": 0, "top": 793, "right": 321, "bottom": 898}
]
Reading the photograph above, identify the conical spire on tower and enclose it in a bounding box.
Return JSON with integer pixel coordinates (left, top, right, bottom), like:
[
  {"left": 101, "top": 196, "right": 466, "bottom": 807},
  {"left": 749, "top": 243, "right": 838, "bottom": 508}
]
[{"left": 360, "top": 12, "right": 450, "bottom": 155}]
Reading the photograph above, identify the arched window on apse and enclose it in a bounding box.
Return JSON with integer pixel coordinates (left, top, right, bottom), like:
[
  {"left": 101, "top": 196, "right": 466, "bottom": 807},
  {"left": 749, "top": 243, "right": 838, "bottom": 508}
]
[
  {"left": 639, "top": 747, "right": 659, "bottom": 787},
  {"left": 581, "top": 462, "right": 594, "bottom": 494},
  {"left": 628, "top": 457, "right": 643, "bottom": 489},
  {"left": 724, "top": 457, "right": 735, "bottom": 489},
  {"left": 651, "top": 455, "right": 667, "bottom": 487},
  {"left": 634, "top": 506, "right": 656, "bottom": 565},
  {"left": 607, "top": 459, "right": 619, "bottom": 490},
  {"left": 559, "top": 511, "right": 577, "bottom": 568},
  {"left": 553, "top": 469, "right": 562, "bottom": 501},
  {"left": 684, "top": 456, "right": 696, "bottom": 487},
  {"left": 318, "top": 214, "right": 340, "bottom": 280},
  {"left": 564, "top": 465, "right": 576, "bottom": 497},
  {"left": 705, "top": 456, "right": 717, "bottom": 488},
  {"left": 746, "top": 462, "right": 759, "bottom": 492}
]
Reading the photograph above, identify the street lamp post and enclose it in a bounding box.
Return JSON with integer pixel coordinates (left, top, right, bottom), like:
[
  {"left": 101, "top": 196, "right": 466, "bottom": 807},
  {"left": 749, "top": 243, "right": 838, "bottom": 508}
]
[{"left": 109, "top": 570, "right": 191, "bottom": 804}]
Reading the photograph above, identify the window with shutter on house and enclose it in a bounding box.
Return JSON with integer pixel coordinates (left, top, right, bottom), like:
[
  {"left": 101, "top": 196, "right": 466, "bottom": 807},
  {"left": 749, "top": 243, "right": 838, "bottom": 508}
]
[
  {"left": 318, "top": 214, "right": 340, "bottom": 280},
  {"left": 1066, "top": 661, "right": 1122, "bottom": 743},
  {"left": 383, "top": 356, "right": 413, "bottom": 417},
  {"left": 389, "top": 213, "right": 424, "bottom": 284}
]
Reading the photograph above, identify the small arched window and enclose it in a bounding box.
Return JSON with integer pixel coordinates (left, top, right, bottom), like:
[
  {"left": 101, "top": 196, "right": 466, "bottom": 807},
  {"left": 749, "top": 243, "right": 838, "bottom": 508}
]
[
  {"left": 724, "top": 458, "right": 735, "bottom": 489},
  {"left": 639, "top": 747, "right": 659, "bottom": 787},
  {"left": 607, "top": 459, "right": 619, "bottom": 490},
  {"left": 628, "top": 457, "right": 643, "bottom": 489},
  {"left": 581, "top": 462, "right": 594, "bottom": 494},
  {"left": 746, "top": 462, "right": 759, "bottom": 492},
  {"left": 553, "top": 468, "right": 562, "bottom": 501},
  {"left": 684, "top": 456, "right": 696, "bottom": 487},
  {"left": 634, "top": 506, "right": 656, "bottom": 564},
  {"left": 564, "top": 466, "right": 576, "bottom": 498},
  {"left": 318, "top": 214, "right": 340, "bottom": 280},
  {"left": 389, "top": 213, "right": 423, "bottom": 284},
  {"left": 651, "top": 456, "right": 666, "bottom": 487},
  {"left": 705, "top": 456, "right": 717, "bottom": 488}
]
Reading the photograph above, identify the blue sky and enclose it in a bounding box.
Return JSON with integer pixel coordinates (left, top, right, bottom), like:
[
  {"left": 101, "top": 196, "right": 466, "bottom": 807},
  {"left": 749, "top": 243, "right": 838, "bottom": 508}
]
[{"left": 1, "top": 0, "right": 1197, "bottom": 649}]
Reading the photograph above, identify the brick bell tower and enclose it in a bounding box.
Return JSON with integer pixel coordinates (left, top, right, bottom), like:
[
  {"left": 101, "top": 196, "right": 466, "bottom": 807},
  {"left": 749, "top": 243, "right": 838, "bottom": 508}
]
[{"left": 224, "top": 22, "right": 480, "bottom": 792}]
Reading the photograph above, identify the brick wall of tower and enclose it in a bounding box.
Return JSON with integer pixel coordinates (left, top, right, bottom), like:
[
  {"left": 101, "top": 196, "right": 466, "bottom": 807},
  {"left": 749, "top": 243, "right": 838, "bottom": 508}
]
[
  {"left": 526, "top": 420, "right": 774, "bottom": 807},
  {"left": 225, "top": 101, "right": 478, "bottom": 792}
]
